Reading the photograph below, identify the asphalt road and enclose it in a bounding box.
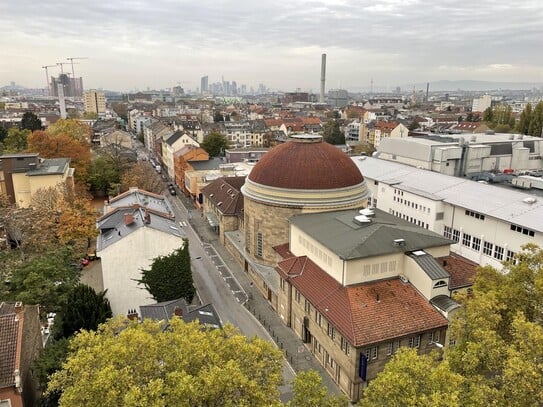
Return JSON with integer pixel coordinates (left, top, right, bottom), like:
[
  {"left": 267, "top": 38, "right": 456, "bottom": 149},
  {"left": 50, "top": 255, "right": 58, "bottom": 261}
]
[{"left": 165, "top": 190, "right": 296, "bottom": 398}]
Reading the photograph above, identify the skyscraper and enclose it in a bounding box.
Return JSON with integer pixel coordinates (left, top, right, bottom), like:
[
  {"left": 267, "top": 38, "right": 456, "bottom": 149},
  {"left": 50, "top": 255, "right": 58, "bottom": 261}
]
[{"left": 200, "top": 76, "right": 208, "bottom": 94}]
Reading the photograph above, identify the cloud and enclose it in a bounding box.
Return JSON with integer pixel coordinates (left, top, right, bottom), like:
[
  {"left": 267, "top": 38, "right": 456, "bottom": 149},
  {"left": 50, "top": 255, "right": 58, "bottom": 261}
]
[{"left": 1, "top": 0, "right": 542, "bottom": 90}]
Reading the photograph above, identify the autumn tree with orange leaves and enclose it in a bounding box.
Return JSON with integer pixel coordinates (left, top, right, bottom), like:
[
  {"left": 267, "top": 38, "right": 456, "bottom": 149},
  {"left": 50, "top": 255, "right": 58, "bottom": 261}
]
[{"left": 27, "top": 131, "right": 91, "bottom": 181}]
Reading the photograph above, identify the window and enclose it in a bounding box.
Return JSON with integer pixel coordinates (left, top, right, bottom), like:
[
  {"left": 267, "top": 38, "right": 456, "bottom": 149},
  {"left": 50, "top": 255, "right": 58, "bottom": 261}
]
[
  {"left": 386, "top": 342, "right": 393, "bottom": 356},
  {"left": 315, "top": 311, "right": 322, "bottom": 326},
  {"left": 452, "top": 229, "right": 460, "bottom": 243},
  {"left": 462, "top": 233, "right": 472, "bottom": 247},
  {"left": 465, "top": 210, "right": 485, "bottom": 221},
  {"left": 510, "top": 224, "right": 535, "bottom": 237},
  {"left": 340, "top": 337, "right": 350, "bottom": 355},
  {"left": 429, "top": 331, "right": 440, "bottom": 343},
  {"left": 295, "top": 289, "right": 301, "bottom": 303},
  {"left": 408, "top": 335, "right": 421, "bottom": 348},
  {"left": 506, "top": 250, "right": 516, "bottom": 262},
  {"left": 443, "top": 226, "right": 452, "bottom": 239},
  {"left": 304, "top": 300, "right": 311, "bottom": 314},
  {"left": 280, "top": 278, "right": 285, "bottom": 290},
  {"left": 494, "top": 245, "right": 504, "bottom": 261},
  {"left": 327, "top": 323, "right": 336, "bottom": 339},
  {"left": 256, "top": 232, "right": 263, "bottom": 257},
  {"left": 472, "top": 237, "right": 481, "bottom": 251},
  {"left": 364, "top": 346, "right": 378, "bottom": 361},
  {"left": 483, "top": 241, "right": 493, "bottom": 256},
  {"left": 435, "top": 212, "right": 444, "bottom": 221},
  {"left": 433, "top": 280, "right": 447, "bottom": 288}
]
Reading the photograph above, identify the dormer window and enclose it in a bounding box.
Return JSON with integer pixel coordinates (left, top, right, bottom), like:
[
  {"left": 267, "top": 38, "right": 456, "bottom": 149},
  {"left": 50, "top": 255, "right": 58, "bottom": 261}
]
[{"left": 433, "top": 280, "right": 447, "bottom": 288}]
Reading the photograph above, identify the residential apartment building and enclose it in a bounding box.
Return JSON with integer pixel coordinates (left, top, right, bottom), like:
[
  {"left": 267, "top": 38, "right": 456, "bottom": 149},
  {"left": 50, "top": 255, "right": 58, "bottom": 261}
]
[
  {"left": 83, "top": 90, "right": 106, "bottom": 115},
  {"left": 0, "top": 154, "right": 74, "bottom": 208},
  {"left": 97, "top": 188, "right": 184, "bottom": 315}
]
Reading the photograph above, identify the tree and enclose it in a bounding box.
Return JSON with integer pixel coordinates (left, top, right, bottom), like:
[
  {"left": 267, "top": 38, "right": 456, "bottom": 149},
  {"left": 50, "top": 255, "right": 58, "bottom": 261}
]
[
  {"left": 46, "top": 119, "right": 93, "bottom": 143},
  {"left": 528, "top": 101, "right": 543, "bottom": 137},
  {"left": 8, "top": 247, "right": 80, "bottom": 312},
  {"left": 288, "top": 371, "right": 349, "bottom": 407},
  {"left": 2, "top": 128, "right": 29, "bottom": 153},
  {"left": 322, "top": 120, "right": 345, "bottom": 145},
  {"left": 27, "top": 131, "right": 92, "bottom": 181},
  {"left": 408, "top": 119, "right": 419, "bottom": 131},
  {"left": 33, "top": 338, "right": 69, "bottom": 407},
  {"left": 516, "top": 103, "right": 532, "bottom": 135},
  {"left": 20, "top": 111, "right": 43, "bottom": 131},
  {"left": 85, "top": 155, "right": 121, "bottom": 195},
  {"left": 138, "top": 239, "right": 195, "bottom": 303},
  {"left": 200, "top": 131, "right": 228, "bottom": 157},
  {"left": 47, "top": 318, "right": 284, "bottom": 407},
  {"left": 0, "top": 125, "right": 7, "bottom": 143},
  {"left": 56, "top": 284, "right": 112, "bottom": 339},
  {"left": 29, "top": 185, "right": 98, "bottom": 250},
  {"left": 446, "top": 244, "right": 543, "bottom": 405},
  {"left": 483, "top": 107, "right": 493, "bottom": 123},
  {"left": 359, "top": 348, "right": 463, "bottom": 407},
  {"left": 120, "top": 162, "right": 163, "bottom": 194}
]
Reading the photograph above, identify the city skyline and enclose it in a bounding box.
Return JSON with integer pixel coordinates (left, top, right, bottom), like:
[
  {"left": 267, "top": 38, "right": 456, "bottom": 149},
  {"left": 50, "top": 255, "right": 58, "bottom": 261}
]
[{"left": 1, "top": 0, "right": 543, "bottom": 92}]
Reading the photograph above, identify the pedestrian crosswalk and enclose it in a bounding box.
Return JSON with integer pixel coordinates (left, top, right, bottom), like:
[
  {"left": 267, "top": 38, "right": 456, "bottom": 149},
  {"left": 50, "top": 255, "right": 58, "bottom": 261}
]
[{"left": 179, "top": 221, "right": 188, "bottom": 227}]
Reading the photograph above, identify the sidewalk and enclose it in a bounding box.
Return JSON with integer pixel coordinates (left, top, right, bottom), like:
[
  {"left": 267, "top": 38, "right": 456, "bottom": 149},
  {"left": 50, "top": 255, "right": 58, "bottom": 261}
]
[{"left": 181, "top": 196, "right": 343, "bottom": 397}]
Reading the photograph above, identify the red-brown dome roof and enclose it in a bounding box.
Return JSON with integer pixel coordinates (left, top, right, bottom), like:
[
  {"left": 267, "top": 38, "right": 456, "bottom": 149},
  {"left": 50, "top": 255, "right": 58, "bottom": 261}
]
[{"left": 249, "top": 137, "right": 364, "bottom": 189}]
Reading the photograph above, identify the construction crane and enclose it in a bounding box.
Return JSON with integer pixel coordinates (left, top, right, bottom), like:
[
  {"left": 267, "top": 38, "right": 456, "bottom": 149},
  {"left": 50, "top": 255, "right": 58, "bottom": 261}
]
[
  {"left": 67, "top": 57, "right": 88, "bottom": 96},
  {"left": 67, "top": 57, "right": 88, "bottom": 79},
  {"left": 42, "top": 64, "right": 56, "bottom": 96},
  {"left": 56, "top": 62, "right": 72, "bottom": 74}
]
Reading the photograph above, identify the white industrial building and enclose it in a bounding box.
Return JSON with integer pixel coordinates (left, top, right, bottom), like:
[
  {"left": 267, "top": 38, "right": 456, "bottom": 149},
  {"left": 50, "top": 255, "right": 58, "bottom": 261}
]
[
  {"left": 377, "top": 133, "right": 543, "bottom": 176},
  {"left": 353, "top": 157, "right": 543, "bottom": 270}
]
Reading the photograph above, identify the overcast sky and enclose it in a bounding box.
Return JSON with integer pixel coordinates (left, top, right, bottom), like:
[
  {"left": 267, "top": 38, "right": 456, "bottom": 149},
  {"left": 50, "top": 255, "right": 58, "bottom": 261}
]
[{"left": 1, "top": 0, "right": 542, "bottom": 92}]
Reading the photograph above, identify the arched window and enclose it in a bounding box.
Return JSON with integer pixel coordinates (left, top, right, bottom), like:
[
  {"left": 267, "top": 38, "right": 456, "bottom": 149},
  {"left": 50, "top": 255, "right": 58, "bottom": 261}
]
[{"left": 433, "top": 280, "right": 447, "bottom": 288}]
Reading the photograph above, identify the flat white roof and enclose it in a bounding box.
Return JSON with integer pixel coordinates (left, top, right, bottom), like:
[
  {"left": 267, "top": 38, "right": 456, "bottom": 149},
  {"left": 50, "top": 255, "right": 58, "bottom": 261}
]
[{"left": 353, "top": 157, "right": 543, "bottom": 232}]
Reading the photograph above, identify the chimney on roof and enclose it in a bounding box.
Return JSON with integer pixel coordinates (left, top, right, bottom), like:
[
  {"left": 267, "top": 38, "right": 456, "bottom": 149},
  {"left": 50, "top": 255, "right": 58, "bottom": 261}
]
[
  {"left": 14, "top": 301, "right": 23, "bottom": 315},
  {"left": 173, "top": 306, "right": 183, "bottom": 318},
  {"left": 443, "top": 260, "right": 447, "bottom": 266},
  {"left": 124, "top": 213, "right": 134, "bottom": 226},
  {"left": 144, "top": 209, "right": 151, "bottom": 224},
  {"left": 127, "top": 309, "right": 139, "bottom": 321}
]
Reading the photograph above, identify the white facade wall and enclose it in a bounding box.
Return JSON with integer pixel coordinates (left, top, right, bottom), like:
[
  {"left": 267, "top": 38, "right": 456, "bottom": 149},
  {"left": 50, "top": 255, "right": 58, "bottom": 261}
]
[{"left": 99, "top": 227, "right": 184, "bottom": 316}]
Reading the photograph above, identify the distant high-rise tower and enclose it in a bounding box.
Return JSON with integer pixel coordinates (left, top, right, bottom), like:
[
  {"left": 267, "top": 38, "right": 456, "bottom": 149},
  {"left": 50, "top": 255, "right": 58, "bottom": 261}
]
[
  {"left": 200, "top": 76, "right": 209, "bottom": 94},
  {"left": 84, "top": 90, "right": 106, "bottom": 115},
  {"left": 320, "top": 54, "right": 326, "bottom": 103}
]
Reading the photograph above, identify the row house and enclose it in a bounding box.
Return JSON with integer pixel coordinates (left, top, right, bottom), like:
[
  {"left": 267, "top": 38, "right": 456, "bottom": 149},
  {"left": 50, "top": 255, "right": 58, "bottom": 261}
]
[
  {"left": 173, "top": 146, "right": 209, "bottom": 192},
  {"left": 162, "top": 131, "right": 200, "bottom": 180}
]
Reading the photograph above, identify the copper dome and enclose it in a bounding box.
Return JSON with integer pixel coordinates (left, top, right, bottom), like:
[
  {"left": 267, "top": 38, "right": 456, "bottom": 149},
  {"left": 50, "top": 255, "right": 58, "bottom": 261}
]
[{"left": 248, "top": 136, "right": 364, "bottom": 190}]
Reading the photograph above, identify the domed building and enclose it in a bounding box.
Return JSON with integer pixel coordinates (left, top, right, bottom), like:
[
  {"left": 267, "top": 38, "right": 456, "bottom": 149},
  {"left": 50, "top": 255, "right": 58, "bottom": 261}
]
[{"left": 241, "top": 134, "right": 370, "bottom": 265}]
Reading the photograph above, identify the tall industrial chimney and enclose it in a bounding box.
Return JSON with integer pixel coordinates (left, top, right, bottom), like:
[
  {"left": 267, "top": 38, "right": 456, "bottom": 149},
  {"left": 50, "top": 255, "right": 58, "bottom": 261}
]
[
  {"left": 57, "top": 82, "right": 67, "bottom": 119},
  {"left": 320, "top": 53, "right": 326, "bottom": 103}
]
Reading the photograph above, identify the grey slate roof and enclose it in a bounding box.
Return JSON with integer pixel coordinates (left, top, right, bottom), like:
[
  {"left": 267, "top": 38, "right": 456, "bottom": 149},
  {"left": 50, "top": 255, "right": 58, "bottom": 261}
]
[
  {"left": 0, "top": 302, "right": 18, "bottom": 388},
  {"left": 431, "top": 295, "right": 461, "bottom": 313},
  {"left": 289, "top": 209, "right": 453, "bottom": 260},
  {"left": 165, "top": 130, "right": 184, "bottom": 146},
  {"left": 97, "top": 207, "right": 183, "bottom": 251},
  {"left": 406, "top": 251, "right": 450, "bottom": 280},
  {"left": 140, "top": 299, "right": 222, "bottom": 329},
  {"left": 27, "top": 158, "right": 70, "bottom": 176}
]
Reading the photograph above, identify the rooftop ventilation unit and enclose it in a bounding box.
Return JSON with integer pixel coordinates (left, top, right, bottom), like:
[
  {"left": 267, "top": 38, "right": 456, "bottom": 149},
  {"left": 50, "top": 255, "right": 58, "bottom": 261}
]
[
  {"left": 399, "top": 274, "right": 409, "bottom": 283},
  {"left": 393, "top": 238, "right": 406, "bottom": 246},
  {"left": 412, "top": 250, "right": 426, "bottom": 256},
  {"left": 359, "top": 208, "right": 375, "bottom": 217},
  {"left": 354, "top": 215, "right": 371, "bottom": 224}
]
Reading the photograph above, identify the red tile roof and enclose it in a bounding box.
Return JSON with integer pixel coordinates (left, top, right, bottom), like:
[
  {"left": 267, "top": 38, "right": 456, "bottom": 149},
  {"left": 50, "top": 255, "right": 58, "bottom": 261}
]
[
  {"left": 374, "top": 121, "right": 399, "bottom": 131},
  {"left": 277, "top": 257, "right": 448, "bottom": 347},
  {"left": 248, "top": 139, "right": 364, "bottom": 190},
  {"left": 273, "top": 243, "right": 294, "bottom": 259},
  {"left": 201, "top": 176, "right": 245, "bottom": 215},
  {"left": 437, "top": 253, "right": 478, "bottom": 289}
]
